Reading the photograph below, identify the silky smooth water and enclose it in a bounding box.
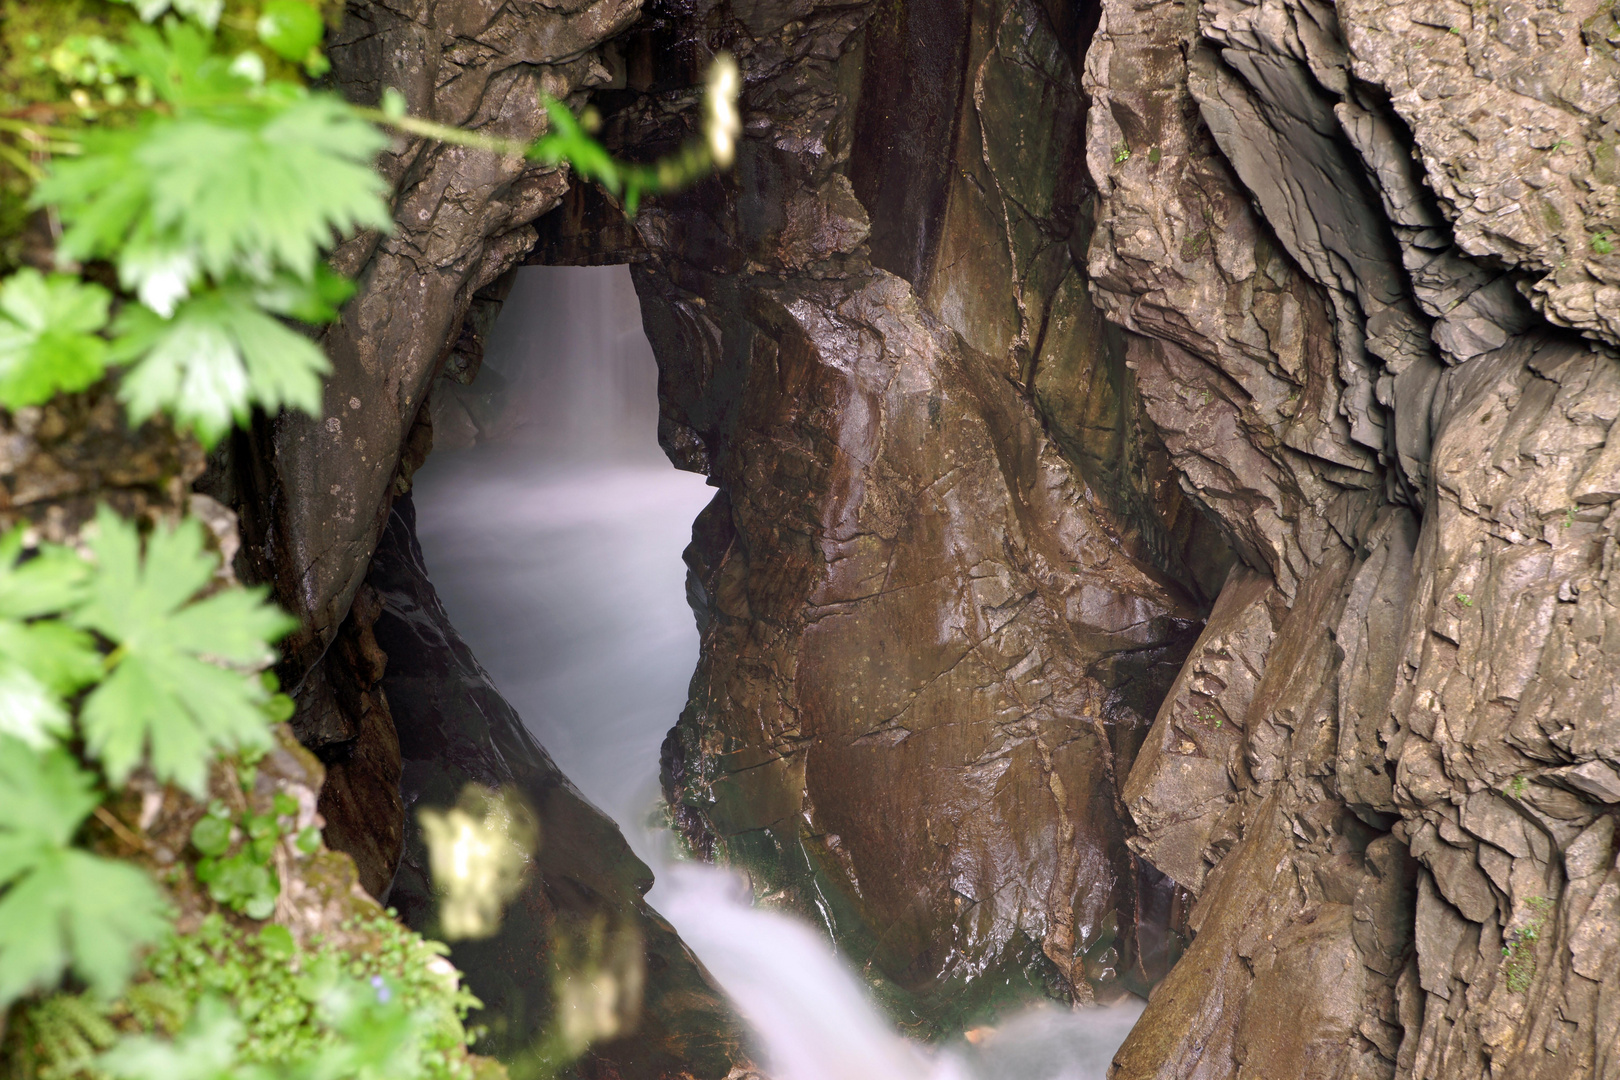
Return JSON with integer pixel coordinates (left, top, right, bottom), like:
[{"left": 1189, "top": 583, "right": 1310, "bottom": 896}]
[{"left": 411, "top": 265, "right": 1142, "bottom": 1080}]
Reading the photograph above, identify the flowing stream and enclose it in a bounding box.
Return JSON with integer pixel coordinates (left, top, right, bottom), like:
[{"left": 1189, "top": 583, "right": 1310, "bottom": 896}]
[{"left": 410, "top": 265, "right": 1143, "bottom": 1080}]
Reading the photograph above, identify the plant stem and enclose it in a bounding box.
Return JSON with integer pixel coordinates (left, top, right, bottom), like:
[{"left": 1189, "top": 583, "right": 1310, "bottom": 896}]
[
  {"left": 349, "top": 106, "right": 537, "bottom": 159},
  {"left": 93, "top": 805, "right": 152, "bottom": 853}
]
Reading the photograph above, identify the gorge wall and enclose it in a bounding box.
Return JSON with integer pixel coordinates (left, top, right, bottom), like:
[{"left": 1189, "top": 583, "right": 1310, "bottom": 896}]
[{"left": 207, "top": 0, "right": 1620, "bottom": 1076}]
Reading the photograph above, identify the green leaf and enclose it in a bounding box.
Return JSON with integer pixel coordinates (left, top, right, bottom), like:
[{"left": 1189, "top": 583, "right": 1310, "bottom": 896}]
[
  {"left": 0, "top": 270, "right": 112, "bottom": 409},
  {"left": 138, "top": 95, "right": 391, "bottom": 283},
  {"left": 109, "top": 288, "right": 330, "bottom": 448},
  {"left": 253, "top": 265, "right": 356, "bottom": 325},
  {"left": 257, "top": 923, "right": 295, "bottom": 961},
  {"left": 530, "top": 99, "right": 624, "bottom": 193},
  {"left": 111, "top": 0, "right": 226, "bottom": 29},
  {"left": 117, "top": 241, "right": 201, "bottom": 319},
  {"left": 100, "top": 996, "right": 244, "bottom": 1080},
  {"left": 190, "top": 815, "right": 232, "bottom": 857},
  {"left": 0, "top": 528, "right": 92, "bottom": 620},
  {"left": 0, "top": 659, "right": 73, "bottom": 748},
  {"left": 116, "top": 22, "right": 250, "bottom": 108},
  {"left": 0, "top": 623, "right": 102, "bottom": 747},
  {"left": 34, "top": 26, "right": 391, "bottom": 291},
  {"left": 71, "top": 507, "right": 297, "bottom": 794},
  {"left": 257, "top": 0, "right": 326, "bottom": 62},
  {"left": 0, "top": 737, "right": 100, "bottom": 846},
  {"left": 0, "top": 738, "right": 171, "bottom": 1008},
  {"left": 196, "top": 851, "right": 276, "bottom": 917},
  {"left": 0, "top": 529, "right": 101, "bottom": 747}
]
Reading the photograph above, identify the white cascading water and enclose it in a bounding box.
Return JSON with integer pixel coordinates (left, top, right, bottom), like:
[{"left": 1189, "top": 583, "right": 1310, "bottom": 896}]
[{"left": 411, "top": 265, "right": 1144, "bottom": 1080}]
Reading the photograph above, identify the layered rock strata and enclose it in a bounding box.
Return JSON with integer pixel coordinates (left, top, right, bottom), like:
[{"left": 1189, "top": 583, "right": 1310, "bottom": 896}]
[{"left": 1085, "top": 0, "right": 1620, "bottom": 1074}]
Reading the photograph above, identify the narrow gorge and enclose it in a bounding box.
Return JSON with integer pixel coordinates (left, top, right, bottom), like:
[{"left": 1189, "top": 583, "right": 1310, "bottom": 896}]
[
  {"left": 4, "top": 0, "right": 1617, "bottom": 1076},
  {"left": 227, "top": 0, "right": 1620, "bottom": 1074}
]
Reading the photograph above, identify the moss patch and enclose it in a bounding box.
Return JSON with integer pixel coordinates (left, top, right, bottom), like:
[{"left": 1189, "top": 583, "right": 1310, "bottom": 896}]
[{"left": 5, "top": 912, "right": 493, "bottom": 1080}]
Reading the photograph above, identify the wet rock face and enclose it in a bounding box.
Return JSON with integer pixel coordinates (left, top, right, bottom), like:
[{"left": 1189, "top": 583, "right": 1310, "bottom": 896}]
[
  {"left": 654, "top": 269, "right": 1201, "bottom": 1016},
  {"left": 589, "top": 0, "right": 1225, "bottom": 1025}
]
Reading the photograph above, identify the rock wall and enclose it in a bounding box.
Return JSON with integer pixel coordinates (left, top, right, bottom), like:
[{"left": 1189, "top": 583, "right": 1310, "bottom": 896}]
[
  {"left": 583, "top": 0, "right": 1620, "bottom": 1070},
  {"left": 578, "top": 0, "right": 1234, "bottom": 1029},
  {"left": 216, "top": 0, "right": 1620, "bottom": 1073},
  {"left": 1082, "top": 0, "right": 1620, "bottom": 1074}
]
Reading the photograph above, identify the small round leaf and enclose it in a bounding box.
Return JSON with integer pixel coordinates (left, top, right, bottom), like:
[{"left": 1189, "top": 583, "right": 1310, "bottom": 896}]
[
  {"left": 256, "top": 0, "right": 325, "bottom": 62},
  {"left": 190, "top": 814, "right": 233, "bottom": 857},
  {"left": 258, "top": 923, "right": 296, "bottom": 960}
]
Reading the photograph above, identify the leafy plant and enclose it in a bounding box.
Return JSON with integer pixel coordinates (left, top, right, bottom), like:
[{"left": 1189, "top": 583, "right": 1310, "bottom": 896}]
[
  {"left": 22, "top": 19, "right": 388, "bottom": 443},
  {"left": 0, "top": 505, "right": 294, "bottom": 1014},
  {"left": 188, "top": 791, "right": 315, "bottom": 919},
  {"left": 3, "top": 982, "right": 189, "bottom": 1079},
  {"left": 1500, "top": 895, "right": 1555, "bottom": 993},
  {"left": 254, "top": 0, "right": 328, "bottom": 70},
  {"left": 0, "top": 737, "right": 171, "bottom": 1010},
  {"left": 13, "top": 912, "right": 489, "bottom": 1080},
  {"left": 106, "top": 284, "right": 334, "bottom": 443},
  {"left": 0, "top": 528, "right": 100, "bottom": 748},
  {"left": 71, "top": 506, "right": 296, "bottom": 796},
  {"left": 40, "top": 56, "right": 389, "bottom": 293},
  {"left": 191, "top": 802, "right": 276, "bottom": 920},
  {"left": 0, "top": 270, "right": 113, "bottom": 407}
]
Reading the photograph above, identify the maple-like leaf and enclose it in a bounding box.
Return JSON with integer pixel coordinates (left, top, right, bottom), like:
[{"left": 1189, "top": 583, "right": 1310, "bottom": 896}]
[
  {"left": 110, "top": 0, "right": 226, "bottom": 29},
  {"left": 109, "top": 288, "right": 329, "bottom": 447},
  {"left": 0, "top": 270, "right": 112, "bottom": 409},
  {"left": 0, "top": 737, "right": 171, "bottom": 1008},
  {"left": 0, "top": 528, "right": 102, "bottom": 747},
  {"left": 100, "top": 996, "right": 244, "bottom": 1080},
  {"left": 134, "top": 94, "right": 391, "bottom": 286},
  {"left": 71, "top": 507, "right": 296, "bottom": 794},
  {"left": 36, "top": 27, "right": 390, "bottom": 294}
]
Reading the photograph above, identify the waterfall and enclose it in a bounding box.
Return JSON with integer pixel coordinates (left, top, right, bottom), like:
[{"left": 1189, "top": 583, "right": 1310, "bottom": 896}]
[{"left": 411, "top": 265, "right": 1142, "bottom": 1080}]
